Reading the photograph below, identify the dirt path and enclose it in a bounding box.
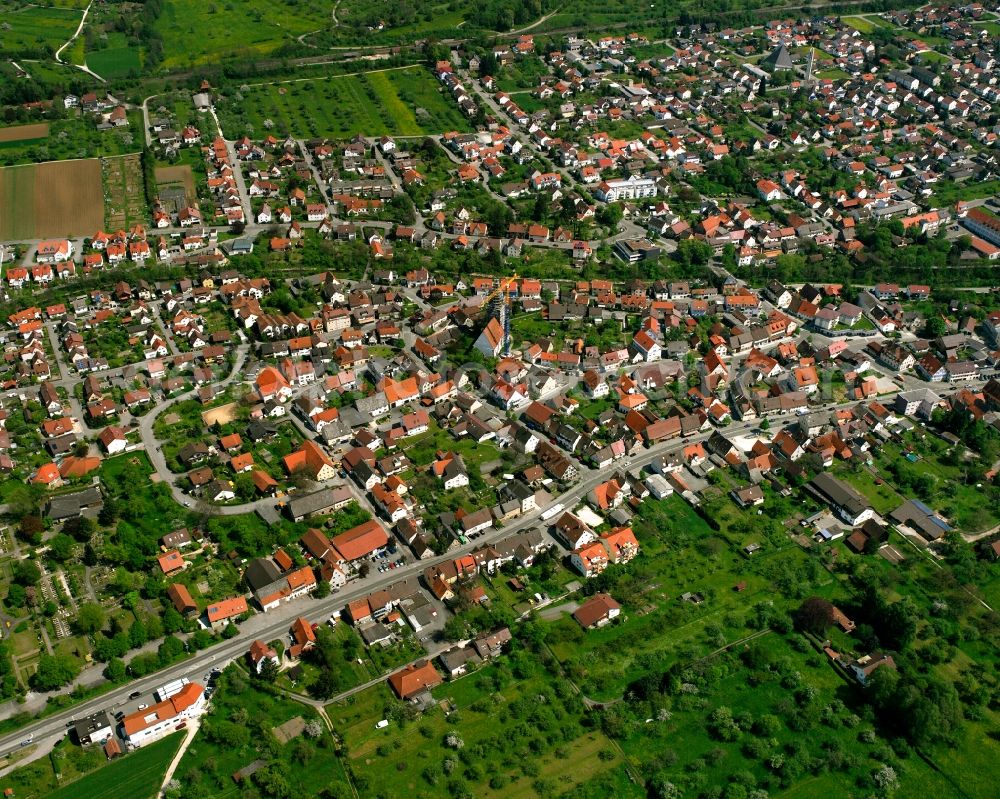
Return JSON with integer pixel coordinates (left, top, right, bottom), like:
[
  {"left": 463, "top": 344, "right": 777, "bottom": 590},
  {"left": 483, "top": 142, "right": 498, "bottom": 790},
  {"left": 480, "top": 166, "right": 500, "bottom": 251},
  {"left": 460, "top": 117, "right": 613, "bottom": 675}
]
[
  {"left": 157, "top": 719, "right": 201, "bottom": 797},
  {"left": 510, "top": 8, "right": 561, "bottom": 34},
  {"left": 53, "top": 1, "right": 106, "bottom": 82}
]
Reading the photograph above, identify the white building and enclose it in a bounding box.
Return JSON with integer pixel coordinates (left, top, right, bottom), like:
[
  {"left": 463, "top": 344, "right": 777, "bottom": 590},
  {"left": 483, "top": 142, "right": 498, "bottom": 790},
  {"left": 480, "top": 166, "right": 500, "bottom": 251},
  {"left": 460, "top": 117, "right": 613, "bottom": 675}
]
[
  {"left": 122, "top": 682, "right": 206, "bottom": 747},
  {"left": 594, "top": 176, "right": 658, "bottom": 202}
]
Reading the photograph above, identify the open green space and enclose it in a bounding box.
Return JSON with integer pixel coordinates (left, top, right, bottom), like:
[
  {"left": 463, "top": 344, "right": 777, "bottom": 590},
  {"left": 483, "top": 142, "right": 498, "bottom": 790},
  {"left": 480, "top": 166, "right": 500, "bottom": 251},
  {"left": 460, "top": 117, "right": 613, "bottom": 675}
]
[
  {"left": 48, "top": 733, "right": 183, "bottom": 799},
  {"left": 0, "top": 115, "right": 139, "bottom": 168},
  {"left": 0, "top": 5, "right": 81, "bottom": 59},
  {"left": 840, "top": 15, "right": 891, "bottom": 33},
  {"left": 327, "top": 649, "right": 637, "bottom": 799},
  {"left": 86, "top": 32, "right": 143, "bottom": 80},
  {"left": 173, "top": 666, "right": 349, "bottom": 798},
  {"left": 214, "top": 66, "right": 471, "bottom": 140},
  {"left": 155, "top": 0, "right": 341, "bottom": 68}
]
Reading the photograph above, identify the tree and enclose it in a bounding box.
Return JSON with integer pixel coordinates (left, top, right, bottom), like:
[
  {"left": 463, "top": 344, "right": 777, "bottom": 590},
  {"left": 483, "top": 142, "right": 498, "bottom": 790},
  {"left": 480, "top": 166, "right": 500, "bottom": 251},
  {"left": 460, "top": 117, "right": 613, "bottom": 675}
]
[
  {"left": 47, "top": 534, "right": 76, "bottom": 562},
  {"left": 32, "top": 653, "right": 80, "bottom": 691},
  {"left": 312, "top": 581, "right": 331, "bottom": 599},
  {"left": 104, "top": 657, "right": 126, "bottom": 682},
  {"left": 13, "top": 560, "right": 41, "bottom": 587},
  {"left": 75, "top": 602, "right": 106, "bottom": 634},
  {"left": 63, "top": 516, "right": 95, "bottom": 542},
  {"left": 18, "top": 515, "right": 44, "bottom": 545},
  {"left": 794, "top": 596, "right": 835, "bottom": 636}
]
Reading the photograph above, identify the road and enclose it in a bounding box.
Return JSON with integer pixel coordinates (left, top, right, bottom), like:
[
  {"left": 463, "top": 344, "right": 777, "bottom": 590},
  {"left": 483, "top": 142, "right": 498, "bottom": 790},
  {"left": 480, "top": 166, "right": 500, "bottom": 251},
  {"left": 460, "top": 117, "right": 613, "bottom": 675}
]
[{"left": 0, "top": 371, "right": 945, "bottom": 762}]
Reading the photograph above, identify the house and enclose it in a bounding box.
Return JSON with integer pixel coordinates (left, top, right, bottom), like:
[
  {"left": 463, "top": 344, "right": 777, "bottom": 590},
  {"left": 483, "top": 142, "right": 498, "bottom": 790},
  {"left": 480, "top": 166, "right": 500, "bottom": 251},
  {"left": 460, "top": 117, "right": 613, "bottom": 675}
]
[
  {"left": 122, "top": 683, "right": 206, "bottom": 747},
  {"left": 205, "top": 596, "right": 248, "bottom": 630},
  {"left": 283, "top": 440, "right": 337, "bottom": 481},
  {"left": 248, "top": 639, "right": 280, "bottom": 674},
  {"left": 848, "top": 652, "right": 896, "bottom": 685},
  {"left": 158, "top": 550, "right": 185, "bottom": 576},
  {"left": 808, "top": 472, "right": 873, "bottom": 525},
  {"left": 98, "top": 425, "right": 128, "bottom": 454},
  {"left": 474, "top": 317, "right": 505, "bottom": 358},
  {"left": 286, "top": 485, "right": 353, "bottom": 521},
  {"left": 73, "top": 711, "right": 114, "bottom": 746},
  {"left": 388, "top": 660, "right": 442, "bottom": 700},
  {"left": 166, "top": 583, "right": 197, "bottom": 617},
  {"left": 573, "top": 593, "right": 621, "bottom": 628}
]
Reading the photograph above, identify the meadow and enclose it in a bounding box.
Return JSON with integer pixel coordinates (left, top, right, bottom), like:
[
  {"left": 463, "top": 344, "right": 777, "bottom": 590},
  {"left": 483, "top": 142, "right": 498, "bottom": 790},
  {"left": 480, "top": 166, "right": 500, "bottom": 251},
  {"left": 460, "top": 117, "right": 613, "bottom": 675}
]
[
  {"left": 155, "top": 0, "right": 341, "bottom": 68},
  {"left": 0, "top": 158, "right": 104, "bottom": 239},
  {"left": 86, "top": 33, "right": 143, "bottom": 80},
  {"left": 0, "top": 4, "right": 82, "bottom": 58},
  {"left": 215, "top": 66, "right": 471, "bottom": 139}
]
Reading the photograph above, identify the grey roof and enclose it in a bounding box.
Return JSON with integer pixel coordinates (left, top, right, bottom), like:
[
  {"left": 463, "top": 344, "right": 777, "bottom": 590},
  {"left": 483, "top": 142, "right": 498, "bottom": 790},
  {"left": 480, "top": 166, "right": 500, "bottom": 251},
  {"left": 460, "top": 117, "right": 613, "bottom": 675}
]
[
  {"left": 763, "top": 44, "right": 793, "bottom": 71},
  {"left": 46, "top": 486, "right": 103, "bottom": 520}
]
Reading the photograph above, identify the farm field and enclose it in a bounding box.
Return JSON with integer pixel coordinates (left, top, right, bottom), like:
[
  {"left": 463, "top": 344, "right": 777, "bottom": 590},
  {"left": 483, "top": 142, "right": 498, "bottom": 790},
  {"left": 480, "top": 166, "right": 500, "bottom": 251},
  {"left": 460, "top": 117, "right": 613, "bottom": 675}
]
[
  {"left": 103, "top": 153, "right": 147, "bottom": 230},
  {"left": 0, "top": 123, "right": 49, "bottom": 145},
  {"left": 0, "top": 4, "right": 82, "bottom": 58},
  {"left": 155, "top": 0, "right": 341, "bottom": 68},
  {"left": 47, "top": 734, "right": 182, "bottom": 799},
  {"left": 1, "top": 732, "right": 181, "bottom": 799},
  {"left": 155, "top": 164, "right": 196, "bottom": 207},
  {"left": 0, "top": 159, "right": 104, "bottom": 239},
  {"left": 215, "top": 66, "right": 472, "bottom": 139}
]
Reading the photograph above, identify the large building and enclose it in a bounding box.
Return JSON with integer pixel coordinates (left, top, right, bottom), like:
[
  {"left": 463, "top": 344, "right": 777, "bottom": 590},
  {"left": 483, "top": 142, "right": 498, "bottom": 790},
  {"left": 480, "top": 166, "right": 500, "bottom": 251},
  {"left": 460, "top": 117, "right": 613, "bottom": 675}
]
[
  {"left": 121, "top": 682, "right": 206, "bottom": 748},
  {"left": 594, "top": 176, "right": 658, "bottom": 202},
  {"left": 962, "top": 207, "right": 1000, "bottom": 246},
  {"left": 808, "top": 472, "right": 873, "bottom": 526}
]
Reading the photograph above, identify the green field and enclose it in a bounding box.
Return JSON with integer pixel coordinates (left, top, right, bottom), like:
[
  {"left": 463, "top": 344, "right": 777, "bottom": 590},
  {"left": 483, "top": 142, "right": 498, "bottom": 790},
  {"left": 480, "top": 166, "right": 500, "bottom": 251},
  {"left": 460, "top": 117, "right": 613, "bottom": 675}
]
[
  {"left": 840, "top": 15, "right": 891, "bottom": 33},
  {"left": 155, "top": 0, "right": 341, "bottom": 68},
  {"left": 0, "top": 4, "right": 82, "bottom": 58},
  {"left": 86, "top": 33, "right": 143, "bottom": 79},
  {"left": 974, "top": 21, "right": 1000, "bottom": 36},
  {"left": 215, "top": 66, "right": 471, "bottom": 139},
  {"left": 48, "top": 734, "right": 182, "bottom": 799}
]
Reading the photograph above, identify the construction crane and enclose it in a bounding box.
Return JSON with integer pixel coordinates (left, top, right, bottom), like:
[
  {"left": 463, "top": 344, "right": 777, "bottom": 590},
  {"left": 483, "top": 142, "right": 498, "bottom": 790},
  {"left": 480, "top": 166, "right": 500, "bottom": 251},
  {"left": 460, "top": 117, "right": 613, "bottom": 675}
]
[{"left": 481, "top": 273, "right": 519, "bottom": 356}]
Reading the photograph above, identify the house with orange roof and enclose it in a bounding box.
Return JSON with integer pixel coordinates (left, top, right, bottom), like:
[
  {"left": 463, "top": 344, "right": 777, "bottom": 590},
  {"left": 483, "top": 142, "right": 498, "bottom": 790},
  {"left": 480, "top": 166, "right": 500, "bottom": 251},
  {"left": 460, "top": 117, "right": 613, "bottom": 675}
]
[
  {"left": 289, "top": 617, "right": 316, "bottom": 659},
  {"left": 205, "top": 596, "right": 248, "bottom": 630},
  {"left": 231, "top": 452, "right": 254, "bottom": 473},
  {"left": 283, "top": 440, "right": 337, "bottom": 481},
  {"left": 256, "top": 366, "right": 292, "bottom": 402},
  {"left": 388, "top": 660, "right": 442, "bottom": 700},
  {"left": 158, "top": 549, "right": 185, "bottom": 576}
]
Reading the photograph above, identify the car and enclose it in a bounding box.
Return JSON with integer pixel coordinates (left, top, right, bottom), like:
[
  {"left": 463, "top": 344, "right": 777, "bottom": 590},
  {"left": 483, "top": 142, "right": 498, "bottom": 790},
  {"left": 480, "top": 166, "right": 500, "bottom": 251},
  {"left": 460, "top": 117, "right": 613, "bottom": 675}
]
[
  {"left": 20, "top": 738, "right": 32, "bottom": 747},
  {"left": 129, "top": 691, "right": 142, "bottom": 699},
  {"left": 137, "top": 703, "right": 148, "bottom": 710}
]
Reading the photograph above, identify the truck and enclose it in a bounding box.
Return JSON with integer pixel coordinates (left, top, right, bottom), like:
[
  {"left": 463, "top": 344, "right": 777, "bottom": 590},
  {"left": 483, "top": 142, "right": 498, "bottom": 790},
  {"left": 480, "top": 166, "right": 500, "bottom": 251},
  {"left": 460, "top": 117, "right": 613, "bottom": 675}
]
[{"left": 539, "top": 503, "right": 564, "bottom": 522}]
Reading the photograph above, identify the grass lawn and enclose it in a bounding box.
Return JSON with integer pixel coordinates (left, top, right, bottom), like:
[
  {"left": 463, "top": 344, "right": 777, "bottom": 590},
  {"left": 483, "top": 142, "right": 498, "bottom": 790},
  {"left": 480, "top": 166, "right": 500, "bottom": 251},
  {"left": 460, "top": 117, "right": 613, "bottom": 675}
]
[
  {"left": 215, "top": 66, "right": 471, "bottom": 139},
  {"left": 840, "top": 15, "right": 891, "bottom": 33},
  {"left": 973, "top": 21, "right": 1000, "bottom": 36},
  {"left": 816, "top": 68, "right": 851, "bottom": 81},
  {"left": 831, "top": 463, "right": 902, "bottom": 516}
]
